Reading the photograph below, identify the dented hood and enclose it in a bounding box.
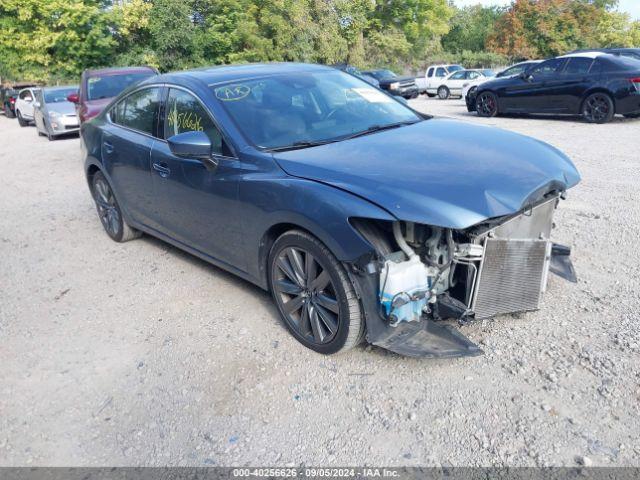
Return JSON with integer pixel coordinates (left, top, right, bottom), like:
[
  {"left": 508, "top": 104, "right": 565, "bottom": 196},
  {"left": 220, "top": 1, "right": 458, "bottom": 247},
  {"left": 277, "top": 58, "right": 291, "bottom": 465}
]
[{"left": 273, "top": 119, "right": 581, "bottom": 229}]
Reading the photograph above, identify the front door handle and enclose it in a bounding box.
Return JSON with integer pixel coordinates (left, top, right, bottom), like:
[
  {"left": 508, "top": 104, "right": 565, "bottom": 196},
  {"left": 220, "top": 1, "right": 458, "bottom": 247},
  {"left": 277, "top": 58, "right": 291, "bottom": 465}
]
[
  {"left": 153, "top": 162, "right": 171, "bottom": 178},
  {"left": 103, "top": 141, "right": 114, "bottom": 154}
]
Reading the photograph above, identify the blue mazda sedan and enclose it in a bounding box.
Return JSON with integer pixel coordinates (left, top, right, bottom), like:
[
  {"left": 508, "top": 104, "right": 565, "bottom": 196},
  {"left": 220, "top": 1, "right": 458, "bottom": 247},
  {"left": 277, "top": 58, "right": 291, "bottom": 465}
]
[{"left": 81, "top": 63, "right": 581, "bottom": 358}]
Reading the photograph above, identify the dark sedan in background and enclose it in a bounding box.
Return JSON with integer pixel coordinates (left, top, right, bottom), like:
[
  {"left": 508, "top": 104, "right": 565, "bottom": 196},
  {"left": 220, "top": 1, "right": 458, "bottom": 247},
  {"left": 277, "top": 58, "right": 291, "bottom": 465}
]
[
  {"left": 362, "top": 69, "right": 419, "bottom": 99},
  {"left": 474, "top": 52, "right": 640, "bottom": 123},
  {"left": 80, "top": 63, "right": 580, "bottom": 358}
]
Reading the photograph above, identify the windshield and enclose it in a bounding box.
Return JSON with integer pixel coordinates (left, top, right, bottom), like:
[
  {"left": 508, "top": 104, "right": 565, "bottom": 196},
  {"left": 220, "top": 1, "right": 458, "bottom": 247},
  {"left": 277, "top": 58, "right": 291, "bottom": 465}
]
[
  {"left": 87, "top": 72, "right": 154, "bottom": 100},
  {"left": 44, "top": 87, "right": 77, "bottom": 103},
  {"left": 212, "top": 71, "right": 421, "bottom": 150}
]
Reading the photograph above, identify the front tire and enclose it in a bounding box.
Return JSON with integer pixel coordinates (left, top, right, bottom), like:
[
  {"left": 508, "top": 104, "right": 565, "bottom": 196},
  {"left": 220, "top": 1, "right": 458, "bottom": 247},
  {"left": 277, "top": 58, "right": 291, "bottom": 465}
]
[
  {"left": 268, "top": 230, "right": 363, "bottom": 355},
  {"left": 476, "top": 91, "right": 499, "bottom": 117},
  {"left": 438, "top": 86, "right": 450, "bottom": 100},
  {"left": 91, "top": 171, "right": 141, "bottom": 242},
  {"left": 582, "top": 93, "right": 614, "bottom": 124}
]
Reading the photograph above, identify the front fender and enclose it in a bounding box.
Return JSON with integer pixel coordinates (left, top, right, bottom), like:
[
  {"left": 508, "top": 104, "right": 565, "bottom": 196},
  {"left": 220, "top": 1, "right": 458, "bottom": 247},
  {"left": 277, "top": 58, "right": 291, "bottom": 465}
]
[{"left": 239, "top": 176, "right": 396, "bottom": 288}]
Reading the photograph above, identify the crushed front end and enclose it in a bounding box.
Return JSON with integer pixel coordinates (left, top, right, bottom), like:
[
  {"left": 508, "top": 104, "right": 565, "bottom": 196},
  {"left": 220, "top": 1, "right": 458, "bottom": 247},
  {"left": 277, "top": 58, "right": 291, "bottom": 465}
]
[{"left": 348, "top": 194, "right": 577, "bottom": 358}]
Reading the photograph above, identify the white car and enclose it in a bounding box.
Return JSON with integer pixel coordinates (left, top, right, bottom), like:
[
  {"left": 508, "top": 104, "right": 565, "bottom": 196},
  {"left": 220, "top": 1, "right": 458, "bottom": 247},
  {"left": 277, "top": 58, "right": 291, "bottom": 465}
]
[
  {"left": 415, "top": 64, "right": 463, "bottom": 97},
  {"left": 14, "top": 87, "right": 41, "bottom": 127},
  {"left": 434, "top": 69, "right": 495, "bottom": 99}
]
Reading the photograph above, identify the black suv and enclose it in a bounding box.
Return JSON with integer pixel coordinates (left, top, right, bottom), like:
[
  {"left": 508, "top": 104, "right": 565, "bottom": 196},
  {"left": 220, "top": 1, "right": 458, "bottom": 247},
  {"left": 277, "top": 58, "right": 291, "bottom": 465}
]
[
  {"left": 361, "top": 69, "right": 420, "bottom": 99},
  {"left": 473, "top": 53, "right": 640, "bottom": 123}
]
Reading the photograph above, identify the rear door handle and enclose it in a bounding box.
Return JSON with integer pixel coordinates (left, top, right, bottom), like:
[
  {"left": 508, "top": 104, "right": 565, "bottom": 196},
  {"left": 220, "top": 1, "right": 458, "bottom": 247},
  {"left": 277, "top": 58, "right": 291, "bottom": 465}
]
[
  {"left": 153, "top": 162, "right": 171, "bottom": 178},
  {"left": 103, "top": 141, "right": 114, "bottom": 154}
]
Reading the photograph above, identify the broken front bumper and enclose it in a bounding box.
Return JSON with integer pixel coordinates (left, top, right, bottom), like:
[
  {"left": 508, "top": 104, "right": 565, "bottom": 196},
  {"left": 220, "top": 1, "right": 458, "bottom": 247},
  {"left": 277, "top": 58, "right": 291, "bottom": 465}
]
[{"left": 348, "top": 197, "right": 577, "bottom": 359}]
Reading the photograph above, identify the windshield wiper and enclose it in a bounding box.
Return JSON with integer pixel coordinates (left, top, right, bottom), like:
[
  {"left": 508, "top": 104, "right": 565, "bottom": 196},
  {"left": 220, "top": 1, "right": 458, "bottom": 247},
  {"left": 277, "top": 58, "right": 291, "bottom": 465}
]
[
  {"left": 344, "top": 120, "right": 420, "bottom": 140},
  {"left": 267, "top": 139, "right": 339, "bottom": 152}
]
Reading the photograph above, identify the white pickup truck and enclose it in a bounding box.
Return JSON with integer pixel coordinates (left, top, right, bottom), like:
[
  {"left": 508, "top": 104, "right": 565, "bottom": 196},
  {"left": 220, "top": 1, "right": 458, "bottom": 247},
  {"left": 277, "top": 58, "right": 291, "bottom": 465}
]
[{"left": 415, "top": 64, "right": 464, "bottom": 97}]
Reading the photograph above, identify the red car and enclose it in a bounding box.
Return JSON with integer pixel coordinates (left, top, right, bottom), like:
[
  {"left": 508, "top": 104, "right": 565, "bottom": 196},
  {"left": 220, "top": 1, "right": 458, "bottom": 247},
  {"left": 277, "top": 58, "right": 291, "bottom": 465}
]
[{"left": 68, "top": 66, "right": 158, "bottom": 123}]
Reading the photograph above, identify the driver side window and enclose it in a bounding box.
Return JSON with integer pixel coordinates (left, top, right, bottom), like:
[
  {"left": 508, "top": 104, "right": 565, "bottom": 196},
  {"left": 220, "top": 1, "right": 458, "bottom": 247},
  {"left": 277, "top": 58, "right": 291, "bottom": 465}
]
[
  {"left": 530, "top": 59, "right": 566, "bottom": 77},
  {"left": 164, "top": 88, "right": 225, "bottom": 156}
]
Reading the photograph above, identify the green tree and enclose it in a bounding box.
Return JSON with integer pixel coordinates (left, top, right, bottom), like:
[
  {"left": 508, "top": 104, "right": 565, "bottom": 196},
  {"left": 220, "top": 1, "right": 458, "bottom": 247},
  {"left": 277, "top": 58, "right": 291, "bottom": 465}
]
[
  {"left": 0, "top": 0, "right": 115, "bottom": 82},
  {"left": 147, "top": 0, "right": 198, "bottom": 71},
  {"left": 442, "top": 5, "right": 504, "bottom": 53}
]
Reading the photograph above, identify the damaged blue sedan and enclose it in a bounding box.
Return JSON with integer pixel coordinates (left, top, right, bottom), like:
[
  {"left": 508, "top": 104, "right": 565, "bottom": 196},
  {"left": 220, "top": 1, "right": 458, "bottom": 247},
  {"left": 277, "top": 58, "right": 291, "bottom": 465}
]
[{"left": 81, "top": 63, "right": 580, "bottom": 358}]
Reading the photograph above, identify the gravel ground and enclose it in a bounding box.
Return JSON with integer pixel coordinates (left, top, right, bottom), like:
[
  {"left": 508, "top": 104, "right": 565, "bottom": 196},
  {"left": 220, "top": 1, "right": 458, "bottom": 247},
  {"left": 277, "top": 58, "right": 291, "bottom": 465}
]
[{"left": 1, "top": 98, "right": 639, "bottom": 467}]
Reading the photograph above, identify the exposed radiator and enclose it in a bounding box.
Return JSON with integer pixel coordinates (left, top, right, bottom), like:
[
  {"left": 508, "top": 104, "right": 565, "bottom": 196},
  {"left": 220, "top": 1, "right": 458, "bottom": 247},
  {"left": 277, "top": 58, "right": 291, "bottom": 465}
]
[{"left": 471, "top": 239, "right": 550, "bottom": 319}]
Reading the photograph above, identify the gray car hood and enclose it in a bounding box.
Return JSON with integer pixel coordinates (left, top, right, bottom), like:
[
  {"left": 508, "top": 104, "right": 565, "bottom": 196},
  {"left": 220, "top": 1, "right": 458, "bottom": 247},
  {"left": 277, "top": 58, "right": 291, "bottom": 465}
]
[{"left": 273, "top": 119, "right": 581, "bottom": 229}]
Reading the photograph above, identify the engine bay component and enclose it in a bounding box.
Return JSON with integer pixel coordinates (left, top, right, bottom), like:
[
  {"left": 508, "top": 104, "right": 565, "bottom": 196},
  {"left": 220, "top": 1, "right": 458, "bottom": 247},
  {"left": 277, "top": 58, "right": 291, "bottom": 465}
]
[{"left": 380, "top": 255, "right": 432, "bottom": 326}]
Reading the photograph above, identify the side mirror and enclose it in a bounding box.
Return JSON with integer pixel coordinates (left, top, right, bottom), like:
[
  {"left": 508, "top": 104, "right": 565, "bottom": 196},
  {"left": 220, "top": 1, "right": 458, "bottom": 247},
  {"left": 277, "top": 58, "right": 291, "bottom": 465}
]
[
  {"left": 167, "top": 131, "right": 218, "bottom": 170},
  {"left": 67, "top": 92, "right": 79, "bottom": 103},
  {"left": 34, "top": 101, "right": 41, "bottom": 108}
]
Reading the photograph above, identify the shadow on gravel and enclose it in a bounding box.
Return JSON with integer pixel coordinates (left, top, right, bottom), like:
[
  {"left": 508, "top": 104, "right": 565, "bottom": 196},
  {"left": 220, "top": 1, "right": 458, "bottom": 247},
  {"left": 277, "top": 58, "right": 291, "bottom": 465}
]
[
  {"left": 139, "top": 234, "right": 279, "bottom": 319},
  {"left": 454, "top": 109, "right": 635, "bottom": 124}
]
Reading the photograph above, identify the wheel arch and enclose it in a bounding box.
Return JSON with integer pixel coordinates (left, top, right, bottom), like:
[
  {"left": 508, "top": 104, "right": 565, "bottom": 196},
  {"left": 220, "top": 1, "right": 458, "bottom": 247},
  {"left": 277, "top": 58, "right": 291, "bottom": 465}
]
[
  {"left": 580, "top": 88, "right": 616, "bottom": 114},
  {"left": 250, "top": 180, "right": 397, "bottom": 290}
]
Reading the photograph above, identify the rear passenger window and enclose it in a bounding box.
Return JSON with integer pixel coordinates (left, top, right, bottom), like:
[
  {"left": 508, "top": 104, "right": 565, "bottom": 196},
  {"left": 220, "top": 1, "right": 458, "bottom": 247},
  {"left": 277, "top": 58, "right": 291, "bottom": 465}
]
[
  {"left": 427, "top": 68, "right": 434, "bottom": 78},
  {"left": 111, "top": 87, "right": 160, "bottom": 136},
  {"left": 563, "top": 58, "right": 594, "bottom": 75},
  {"left": 164, "top": 88, "right": 224, "bottom": 155},
  {"left": 435, "top": 68, "right": 447, "bottom": 77}
]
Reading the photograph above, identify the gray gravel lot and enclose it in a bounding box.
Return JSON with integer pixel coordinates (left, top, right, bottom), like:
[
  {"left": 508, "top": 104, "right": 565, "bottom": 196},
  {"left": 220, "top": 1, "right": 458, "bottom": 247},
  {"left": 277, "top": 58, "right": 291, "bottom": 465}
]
[{"left": 1, "top": 98, "right": 639, "bottom": 467}]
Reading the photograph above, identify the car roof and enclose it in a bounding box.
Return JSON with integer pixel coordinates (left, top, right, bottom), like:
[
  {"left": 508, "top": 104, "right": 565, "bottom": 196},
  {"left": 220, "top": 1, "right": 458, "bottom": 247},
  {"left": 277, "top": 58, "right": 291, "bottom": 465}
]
[
  {"left": 558, "top": 52, "right": 607, "bottom": 59},
  {"left": 42, "top": 85, "right": 78, "bottom": 92},
  {"left": 150, "top": 62, "right": 335, "bottom": 87},
  {"left": 84, "top": 66, "right": 157, "bottom": 76}
]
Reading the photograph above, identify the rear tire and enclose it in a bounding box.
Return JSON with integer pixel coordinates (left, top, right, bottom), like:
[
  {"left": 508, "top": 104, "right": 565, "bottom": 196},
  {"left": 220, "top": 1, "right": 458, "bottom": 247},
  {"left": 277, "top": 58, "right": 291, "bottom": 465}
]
[
  {"left": 582, "top": 93, "right": 614, "bottom": 124},
  {"left": 91, "top": 171, "right": 141, "bottom": 242},
  {"left": 438, "top": 86, "right": 450, "bottom": 100},
  {"left": 268, "top": 230, "right": 363, "bottom": 355}
]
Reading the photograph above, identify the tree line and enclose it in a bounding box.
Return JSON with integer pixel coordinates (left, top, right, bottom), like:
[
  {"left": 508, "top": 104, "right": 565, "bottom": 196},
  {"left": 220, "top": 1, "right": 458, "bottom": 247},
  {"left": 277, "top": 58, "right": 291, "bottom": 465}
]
[{"left": 0, "top": 0, "right": 638, "bottom": 83}]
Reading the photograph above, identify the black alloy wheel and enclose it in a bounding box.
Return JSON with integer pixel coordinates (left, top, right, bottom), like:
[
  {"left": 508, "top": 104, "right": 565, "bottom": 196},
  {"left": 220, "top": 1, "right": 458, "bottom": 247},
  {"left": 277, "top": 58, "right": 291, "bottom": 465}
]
[
  {"left": 93, "top": 172, "right": 122, "bottom": 240},
  {"left": 476, "top": 91, "right": 499, "bottom": 117},
  {"left": 582, "top": 93, "right": 614, "bottom": 124},
  {"left": 269, "top": 231, "right": 363, "bottom": 354},
  {"left": 91, "top": 171, "right": 141, "bottom": 242}
]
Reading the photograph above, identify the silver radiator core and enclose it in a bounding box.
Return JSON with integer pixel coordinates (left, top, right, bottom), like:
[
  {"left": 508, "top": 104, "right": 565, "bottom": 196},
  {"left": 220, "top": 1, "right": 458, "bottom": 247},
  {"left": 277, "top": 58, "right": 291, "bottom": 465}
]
[{"left": 471, "top": 239, "right": 550, "bottom": 319}]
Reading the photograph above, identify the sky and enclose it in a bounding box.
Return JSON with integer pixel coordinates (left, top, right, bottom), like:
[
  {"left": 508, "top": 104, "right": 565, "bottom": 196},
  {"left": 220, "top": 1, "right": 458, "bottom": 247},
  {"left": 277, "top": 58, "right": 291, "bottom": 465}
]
[{"left": 453, "top": 0, "right": 640, "bottom": 20}]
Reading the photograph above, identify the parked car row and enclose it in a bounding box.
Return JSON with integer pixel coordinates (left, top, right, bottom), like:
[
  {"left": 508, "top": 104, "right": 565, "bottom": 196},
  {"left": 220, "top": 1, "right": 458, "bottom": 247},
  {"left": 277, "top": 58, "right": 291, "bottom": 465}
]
[{"left": 1, "top": 66, "right": 158, "bottom": 140}]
